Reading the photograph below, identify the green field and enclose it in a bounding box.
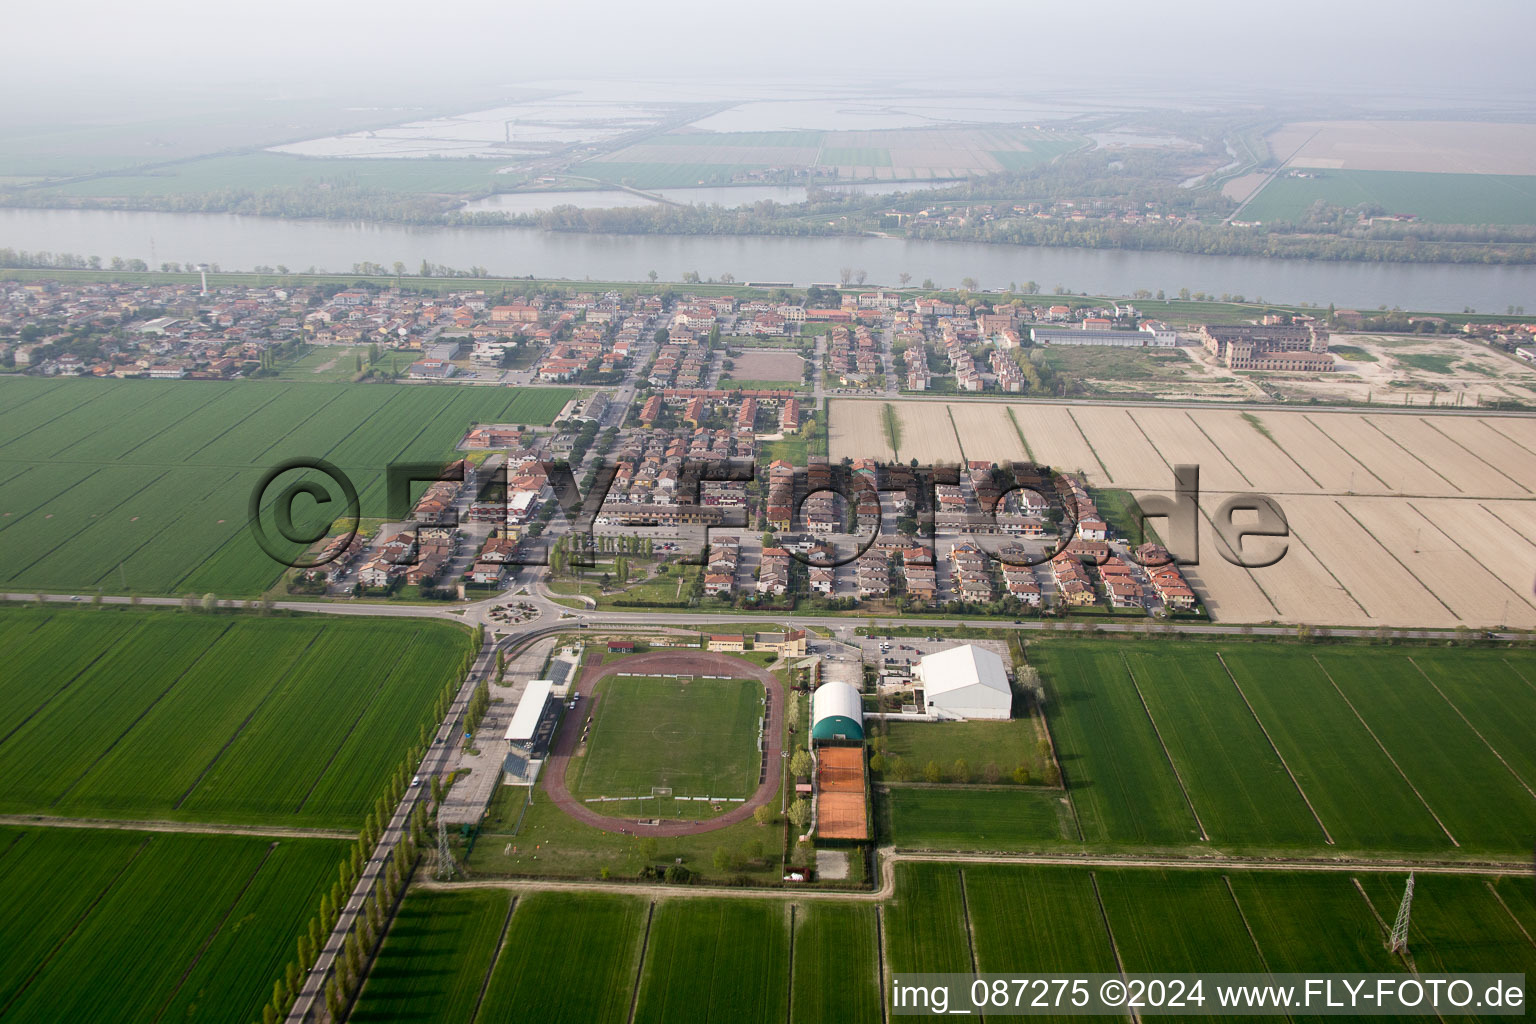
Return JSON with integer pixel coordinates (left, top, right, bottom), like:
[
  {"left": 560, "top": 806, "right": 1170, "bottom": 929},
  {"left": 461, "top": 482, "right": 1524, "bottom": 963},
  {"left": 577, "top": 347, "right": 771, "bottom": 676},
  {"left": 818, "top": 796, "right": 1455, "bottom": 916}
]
[
  {"left": 1241, "top": 168, "right": 1536, "bottom": 225},
  {"left": 0, "top": 606, "right": 469, "bottom": 826},
  {"left": 44, "top": 152, "right": 513, "bottom": 198},
  {"left": 275, "top": 345, "right": 376, "bottom": 382},
  {"left": 0, "top": 827, "right": 344, "bottom": 1024},
  {"left": 1035, "top": 640, "right": 1536, "bottom": 855},
  {"left": 569, "top": 674, "right": 764, "bottom": 804},
  {"left": 351, "top": 889, "right": 513, "bottom": 1023},
  {"left": 880, "top": 718, "right": 1049, "bottom": 783},
  {"left": 0, "top": 377, "right": 573, "bottom": 595},
  {"left": 477, "top": 892, "right": 647, "bottom": 1024},
  {"left": 790, "top": 903, "right": 882, "bottom": 1024},
  {"left": 634, "top": 900, "right": 790, "bottom": 1024},
  {"left": 881, "top": 786, "right": 1072, "bottom": 850}
]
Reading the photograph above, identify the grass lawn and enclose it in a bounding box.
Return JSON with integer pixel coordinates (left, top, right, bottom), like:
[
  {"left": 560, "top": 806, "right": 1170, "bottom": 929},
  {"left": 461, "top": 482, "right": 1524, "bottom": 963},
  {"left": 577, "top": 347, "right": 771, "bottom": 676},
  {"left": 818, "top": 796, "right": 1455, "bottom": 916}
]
[
  {"left": 879, "top": 786, "right": 1073, "bottom": 850},
  {"left": 1039, "top": 345, "right": 1195, "bottom": 384},
  {"left": 569, "top": 675, "right": 764, "bottom": 803},
  {"left": 472, "top": 781, "right": 784, "bottom": 883},
  {"left": 878, "top": 718, "right": 1049, "bottom": 783},
  {"left": 274, "top": 344, "right": 377, "bottom": 381},
  {"left": 1394, "top": 352, "right": 1459, "bottom": 374},
  {"left": 1330, "top": 344, "right": 1379, "bottom": 362}
]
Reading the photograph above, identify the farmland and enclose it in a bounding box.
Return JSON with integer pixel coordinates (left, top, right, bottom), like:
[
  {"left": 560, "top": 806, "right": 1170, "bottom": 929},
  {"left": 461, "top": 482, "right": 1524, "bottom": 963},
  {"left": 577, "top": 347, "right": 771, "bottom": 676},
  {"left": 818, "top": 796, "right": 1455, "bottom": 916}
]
[
  {"left": 0, "top": 605, "right": 471, "bottom": 827},
  {"left": 351, "top": 889, "right": 514, "bottom": 1023},
  {"left": 1242, "top": 169, "right": 1536, "bottom": 226},
  {"left": 476, "top": 892, "right": 647, "bottom": 1024},
  {"left": 568, "top": 674, "right": 764, "bottom": 807},
  {"left": 578, "top": 126, "right": 1080, "bottom": 186},
  {"left": 1033, "top": 640, "right": 1536, "bottom": 856},
  {"left": 790, "top": 904, "right": 882, "bottom": 1024},
  {"left": 634, "top": 900, "right": 790, "bottom": 1024},
  {"left": 351, "top": 859, "right": 1536, "bottom": 1022},
  {"left": 829, "top": 398, "right": 1536, "bottom": 628},
  {"left": 0, "top": 826, "right": 344, "bottom": 1024},
  {"left": 0, "top": 377, "right": 573, "bottom": 595}
]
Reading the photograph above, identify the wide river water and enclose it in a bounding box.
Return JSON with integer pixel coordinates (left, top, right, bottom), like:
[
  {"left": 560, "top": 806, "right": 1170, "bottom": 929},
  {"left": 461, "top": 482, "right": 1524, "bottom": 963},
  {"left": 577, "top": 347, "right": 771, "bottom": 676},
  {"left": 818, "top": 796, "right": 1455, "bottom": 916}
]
[{"left": 2, "top": 207, "right": 1533, "bottom": 310}]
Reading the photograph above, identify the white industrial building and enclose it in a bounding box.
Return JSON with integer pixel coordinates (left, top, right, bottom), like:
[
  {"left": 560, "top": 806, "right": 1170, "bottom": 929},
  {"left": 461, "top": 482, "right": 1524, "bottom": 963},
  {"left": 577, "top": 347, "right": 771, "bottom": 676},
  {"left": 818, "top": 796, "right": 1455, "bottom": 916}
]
[{"left": 913, "top": 645, "right": 1012, "bottom": 720}]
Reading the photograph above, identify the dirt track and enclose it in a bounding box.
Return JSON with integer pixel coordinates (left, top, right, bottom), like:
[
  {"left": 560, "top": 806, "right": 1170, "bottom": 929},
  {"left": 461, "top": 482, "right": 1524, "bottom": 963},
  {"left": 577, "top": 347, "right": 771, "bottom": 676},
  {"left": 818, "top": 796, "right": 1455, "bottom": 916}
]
[{"left": 541, "top": 650, "right": 784, "bottom": 837}]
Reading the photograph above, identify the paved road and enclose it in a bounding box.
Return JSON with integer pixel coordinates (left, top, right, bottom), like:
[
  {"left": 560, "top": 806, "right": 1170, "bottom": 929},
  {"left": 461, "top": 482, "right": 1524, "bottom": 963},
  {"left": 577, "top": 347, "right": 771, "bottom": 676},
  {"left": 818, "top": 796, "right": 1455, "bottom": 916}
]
[
  {"left": 418, "top": 845, "right": 1533, "bottom": 905},
  {"left": 8, "top": 590, "right": 1520, "bottom": 648}
]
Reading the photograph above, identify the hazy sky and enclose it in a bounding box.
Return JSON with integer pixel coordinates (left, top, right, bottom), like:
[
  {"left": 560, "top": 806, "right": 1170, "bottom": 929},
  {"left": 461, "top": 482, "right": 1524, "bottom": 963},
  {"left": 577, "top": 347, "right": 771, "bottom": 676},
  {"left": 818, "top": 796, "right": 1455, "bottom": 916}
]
[{"left": 8, "top": 0, "right": 1535, "bottom": 110}]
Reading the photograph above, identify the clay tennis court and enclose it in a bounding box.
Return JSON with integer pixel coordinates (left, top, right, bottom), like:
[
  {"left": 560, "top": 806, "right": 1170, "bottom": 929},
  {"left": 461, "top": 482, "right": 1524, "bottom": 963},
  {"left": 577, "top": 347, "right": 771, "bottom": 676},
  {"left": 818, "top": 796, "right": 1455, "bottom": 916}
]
[{"left": 814, "top": 746, "right": 868, "bottom": 841}]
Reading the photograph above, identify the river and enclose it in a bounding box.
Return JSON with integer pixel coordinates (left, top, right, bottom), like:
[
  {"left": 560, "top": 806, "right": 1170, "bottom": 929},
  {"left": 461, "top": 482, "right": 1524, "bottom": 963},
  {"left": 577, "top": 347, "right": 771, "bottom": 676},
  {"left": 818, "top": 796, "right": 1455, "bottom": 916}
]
[{"left": 1, "top": 207, "right": 1532, "bottom": 310}]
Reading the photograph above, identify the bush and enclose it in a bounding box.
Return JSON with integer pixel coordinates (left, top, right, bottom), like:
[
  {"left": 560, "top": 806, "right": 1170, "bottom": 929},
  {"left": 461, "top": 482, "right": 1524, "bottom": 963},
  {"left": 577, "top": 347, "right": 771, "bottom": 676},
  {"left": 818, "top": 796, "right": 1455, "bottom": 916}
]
[{"left": 664, "top": 864, "right": 691, "bottom": 884}]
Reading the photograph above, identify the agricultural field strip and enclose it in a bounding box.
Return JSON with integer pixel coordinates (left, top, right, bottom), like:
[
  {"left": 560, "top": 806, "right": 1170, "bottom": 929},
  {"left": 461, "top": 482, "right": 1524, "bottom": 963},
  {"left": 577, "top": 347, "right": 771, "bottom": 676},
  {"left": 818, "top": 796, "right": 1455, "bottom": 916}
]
[
  {"left": 1305, "top": 657, "right": 1459, "bottom": 846},
  {"left": 45, "top": 620, "right": 238, "bottom": 807},
  {"left": 1406, "top": 658, "right": 1536, "bottom": 801},
  {"left": 1328, "top": 500, "right": 1458, "bottom": 619},
  {"left": 0, "top": 829, "right": 344, "bottom": 1024},
  {"left": 1211, "top": 653, "right": 1333, "bottom": 843},
  {"left": 1404, "top": 501, "right": 1536, "bottom": 624},
  {"left": 1117, "top": 655, "right": 1209, "bottom": 841},
  {"left": 171, "top": 625, "right": 332, "bottom": 810},
  {"left": 1322, "top": 652, "right": 1536, "bottom": 852},
  {"left": 290, "top": 630, "right": 425, "bottom": 815},
  {"left": 1412, "top": 418, "right": 1532, "bottom": 494},
  {"left": 1216, "top": 649, "right": 1453, "bottom": 852}
]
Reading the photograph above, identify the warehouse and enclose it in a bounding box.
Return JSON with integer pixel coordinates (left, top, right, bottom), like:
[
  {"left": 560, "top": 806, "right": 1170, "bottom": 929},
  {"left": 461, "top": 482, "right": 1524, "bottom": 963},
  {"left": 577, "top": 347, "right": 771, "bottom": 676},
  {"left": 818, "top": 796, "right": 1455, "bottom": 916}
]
[
  {"left": 913, "top": 645, "right": 1012, "bottom": 720},
  {"left": 810, "top": 681, "right": 864, "bottom": 743}
]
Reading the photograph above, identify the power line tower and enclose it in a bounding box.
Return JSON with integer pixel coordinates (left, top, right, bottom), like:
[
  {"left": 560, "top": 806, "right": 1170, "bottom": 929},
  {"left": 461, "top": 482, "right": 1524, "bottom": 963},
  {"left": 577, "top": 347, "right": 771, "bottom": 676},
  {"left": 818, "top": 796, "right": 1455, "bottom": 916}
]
[
  {"left": 1388, "top": 873, "right": 1415, "bottom": 954},
  {"left": 435, "top": 818, "right": 457, "bottom": 881}
]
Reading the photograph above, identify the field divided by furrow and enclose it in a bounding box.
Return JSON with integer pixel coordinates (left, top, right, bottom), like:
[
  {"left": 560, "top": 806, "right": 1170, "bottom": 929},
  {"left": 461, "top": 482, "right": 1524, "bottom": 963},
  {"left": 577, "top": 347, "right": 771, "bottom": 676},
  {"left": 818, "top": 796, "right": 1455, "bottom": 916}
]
[
  {"left": 790, "top": 903, "right": 881, "bottom": 1024},
  {"left": 964, "top": 864, "right": 1118, "bottom": 1024},
  {"left": 1317, "top": 649, "right": 1536, "bottom": 854},
  {"left": 883, "top": 863, "right": 973, "bottom": 1024},
  {"left": 1356, "top": 873, "right": 1536, "bottom": 978},
  {"left": 351, "top": 888, "right": 514, "bottom": 1024},
  {"left": 177, "top": 624, "right": 426, "bottom": 824},
  {"left": 1409, "top": 654, "right": 1536, "bottom": 791},
  {"left": 1122, "top": 651, "right": 1326, "bottom": 846},
  {"left": 633, "top": 900, "right": 790, "bottom": 1024},
  {"left": 1224, "top": 872, "right": 1399, "bottom": 973},
  {"left": 1094, "top": 869, "right": 1269, "bottom": 975},
  {"left": 0, "top": 828, "right": 345, "bottom": 1024},
  {"left": 477, "top": 891, "right": 647, "bottom": 1024},
  {"left": 0, "top": 466, "right": 175, "bottom": 586},
  {"left": 0, "top": 615, "right": 231, "bottom": 811},
  {"left": 1371, "top": 415, "right": 1529, "bottom": 497},
  {"left": 1128, "top": 408, "right": 1251, "bottom": 493},
  {"left": 54, "top": 620, "right": 328, "bottom": 818},
  {"left": 52, "top": 383, "right": 232, "bottom": 464},
  {"left": 122, "top": 383, "right": 291, "bottom": 465},
  {"left": 1334, "top": 495, "right": 1536, "bottom": 629},
  {"left": 0, "top": 607, "right": 470, "bottom": 827},
  {"left": 294, "top": 629, "right": 467, "bottom": 822},
  {"left": 1031, "top": 645, "right": 1202, "bottom": 846},
  {"left": 1431, "top": 416, "right": 1536, "bottom": 484},
  {"left": 1215, "top": 647, "right": 1455, "bottom": 852}
]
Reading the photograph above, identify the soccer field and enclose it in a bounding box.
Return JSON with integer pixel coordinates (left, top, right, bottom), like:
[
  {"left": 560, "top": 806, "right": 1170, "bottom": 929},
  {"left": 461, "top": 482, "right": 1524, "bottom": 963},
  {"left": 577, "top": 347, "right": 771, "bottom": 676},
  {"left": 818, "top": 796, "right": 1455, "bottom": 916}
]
[{"left": 568, "top": 674, "right": 764, "bottom": 803}]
